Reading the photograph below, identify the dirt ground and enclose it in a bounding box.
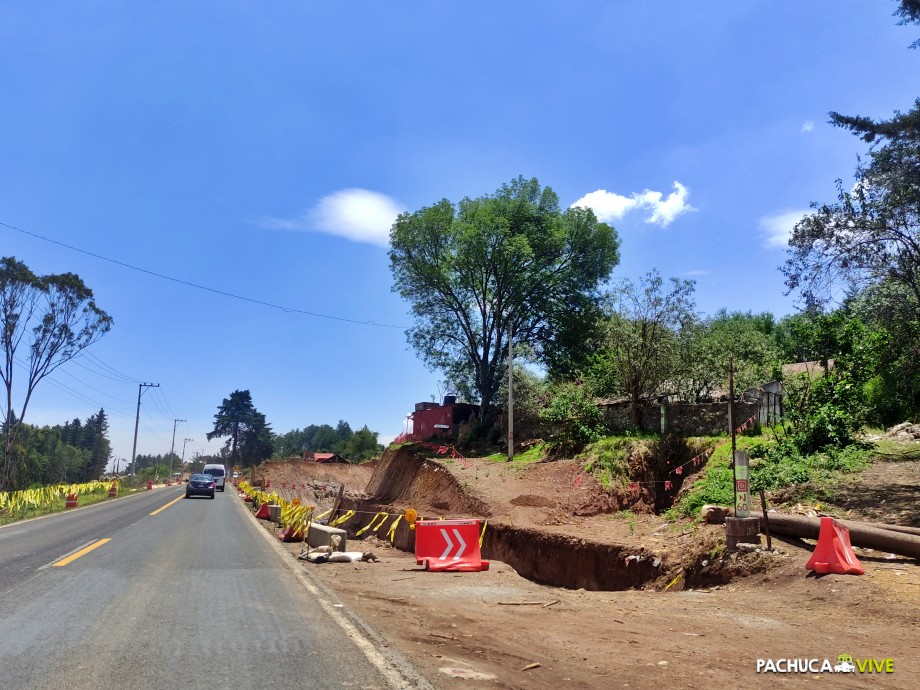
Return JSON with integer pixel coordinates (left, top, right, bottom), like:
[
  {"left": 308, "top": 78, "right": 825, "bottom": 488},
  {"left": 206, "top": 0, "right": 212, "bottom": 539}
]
[{"left": 251, "top": 446, "right": 920, "bottom": 689}]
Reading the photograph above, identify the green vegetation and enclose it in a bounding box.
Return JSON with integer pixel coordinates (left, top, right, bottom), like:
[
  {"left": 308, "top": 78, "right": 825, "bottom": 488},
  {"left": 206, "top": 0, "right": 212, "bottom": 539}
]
[
  {"left": 540, "top": 382, "right": 606, "bottom": 454},
  {"left": 1, "top": 257, "right": 112, "bottom": 491},
  {"left": 581, "top": 437, "right": 639, "bottom": 490},
  {"left": 389, "top": 176, "right": 621, "bottom": 418},
  {"left": 666, "top": 432, "right": 875, "bottom": 519},
  {"left": 485, "top": 442, "right": 546, "bottom": 465},
  {"left": 274, "top": 420, "right": 383, "bottom": 463}
]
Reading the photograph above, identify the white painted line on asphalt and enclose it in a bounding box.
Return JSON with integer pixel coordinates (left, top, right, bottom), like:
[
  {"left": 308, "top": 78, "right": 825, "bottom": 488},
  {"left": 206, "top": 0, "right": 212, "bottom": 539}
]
[{"left": 236, "top": 496, "right": 434, "bottom": 690}]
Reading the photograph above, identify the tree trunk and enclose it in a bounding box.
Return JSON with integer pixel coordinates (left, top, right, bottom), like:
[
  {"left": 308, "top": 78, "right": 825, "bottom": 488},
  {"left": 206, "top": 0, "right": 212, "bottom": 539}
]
[{"left": 754, "top": 511, "right": 920, "bottom": 559}]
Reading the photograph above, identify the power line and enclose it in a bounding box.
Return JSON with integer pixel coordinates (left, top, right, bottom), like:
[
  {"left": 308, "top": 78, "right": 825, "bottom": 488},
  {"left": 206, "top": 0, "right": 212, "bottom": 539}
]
[
  {"left": 77, "top": 352, "right": 142, "bottom": 383},
  {"left": 1, "top": 219, "right": 408, "bottom": 329}
]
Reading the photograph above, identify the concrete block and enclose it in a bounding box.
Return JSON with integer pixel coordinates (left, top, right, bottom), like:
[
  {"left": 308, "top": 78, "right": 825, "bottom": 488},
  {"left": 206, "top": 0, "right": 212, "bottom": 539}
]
[
  {"left": 307, "top": 523, "right": 347, "bottom": 552},
  {"left": 268, "top": 504, "right": 281, "bottom": 523}
]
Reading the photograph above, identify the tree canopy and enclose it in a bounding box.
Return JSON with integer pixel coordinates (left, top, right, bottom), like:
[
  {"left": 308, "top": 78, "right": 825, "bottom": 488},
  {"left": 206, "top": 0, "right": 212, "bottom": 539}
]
[
  {"left": 783, "top": 98, "right": 920, "bottom": 310},
  {"left": 389, "top": 176, "right": 620, "bottom": 417},
  {"left": 1, "top": 257, "right": 112, "bottom": 490},
  {"left": 586, "top": 270, "right": 696, "bottom": 425},
  {"left": 206, "top": 390, "right": 273, "bottom": 468}
]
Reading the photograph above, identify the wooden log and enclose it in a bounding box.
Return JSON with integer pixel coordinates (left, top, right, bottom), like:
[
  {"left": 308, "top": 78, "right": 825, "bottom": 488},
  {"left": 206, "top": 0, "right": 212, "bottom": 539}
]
[
  {"left": 846, "top": 520, "right": 920, "bottom": 538},
  {"left": 752, "top": 512, "right": 920, "bottom": 559}
]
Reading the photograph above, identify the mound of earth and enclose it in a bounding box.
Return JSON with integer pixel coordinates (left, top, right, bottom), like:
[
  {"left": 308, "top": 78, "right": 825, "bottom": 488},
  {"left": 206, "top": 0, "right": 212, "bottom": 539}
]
[{"left": 254, "top": 458, "right": 375, "bottom": 497}]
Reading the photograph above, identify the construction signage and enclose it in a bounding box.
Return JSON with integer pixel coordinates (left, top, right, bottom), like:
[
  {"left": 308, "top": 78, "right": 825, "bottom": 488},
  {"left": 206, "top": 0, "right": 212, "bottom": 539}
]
[{"left": 415, "top": 518, "right": 489, "bottom": 572}]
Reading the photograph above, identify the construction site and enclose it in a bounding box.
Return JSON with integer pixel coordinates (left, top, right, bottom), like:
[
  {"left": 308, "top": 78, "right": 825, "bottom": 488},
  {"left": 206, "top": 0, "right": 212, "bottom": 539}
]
[{"left": 240, "top": 434, "right": 920, "bottom": 689}]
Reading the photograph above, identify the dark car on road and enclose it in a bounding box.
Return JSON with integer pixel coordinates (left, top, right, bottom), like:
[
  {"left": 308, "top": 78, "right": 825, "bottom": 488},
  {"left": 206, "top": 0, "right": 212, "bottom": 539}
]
[{"left": 185, "top": 473, "right": 216, "bottom": 499}]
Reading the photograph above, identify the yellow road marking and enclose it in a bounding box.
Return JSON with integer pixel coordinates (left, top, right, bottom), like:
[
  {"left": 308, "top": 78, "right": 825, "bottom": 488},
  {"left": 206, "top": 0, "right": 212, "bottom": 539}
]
[
  {"left": 150, "top": 495, "right": 184, "bottom": 516},
  {"left": 52, "top": 538, "right": 111, "bottom": 567}
]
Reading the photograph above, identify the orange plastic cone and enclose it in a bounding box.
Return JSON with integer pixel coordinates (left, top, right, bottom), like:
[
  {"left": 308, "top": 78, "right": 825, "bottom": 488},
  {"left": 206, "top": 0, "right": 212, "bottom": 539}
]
[
  {"left": 254, "top": 503, "right": 270, "bottom": 519},
  {"left": 806, "top": 517, "right": 864, "bottom": 575}
]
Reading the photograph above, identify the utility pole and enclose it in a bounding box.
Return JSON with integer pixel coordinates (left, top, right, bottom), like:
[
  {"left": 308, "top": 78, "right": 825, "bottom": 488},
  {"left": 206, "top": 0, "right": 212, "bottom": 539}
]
[
  {"left": 130, "top": 382, "right": 159, "bottom": 478},
  {"left": 507, "top": 325, "right": 514, "bottom": 463},
  {"left": 168, "top": 418, "right": 186, "bottom": 479},
  {"left": 728, "top": 356, "right": 736, "bottom": 500},
  {"left": 181, "top": 437, "right": 193, "bottom": 471}
]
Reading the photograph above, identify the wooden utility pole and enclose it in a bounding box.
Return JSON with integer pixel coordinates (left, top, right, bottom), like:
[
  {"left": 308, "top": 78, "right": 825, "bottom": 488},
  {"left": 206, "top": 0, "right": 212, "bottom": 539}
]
[
  {"left": 130, "top": 382, "right": 159, "bottom": 478},
  {"left": 507, "top": 326, "right": 513, "bottom": 462},
  {"left": 728, "top": 356, "right": 736, "bottom": 501}
]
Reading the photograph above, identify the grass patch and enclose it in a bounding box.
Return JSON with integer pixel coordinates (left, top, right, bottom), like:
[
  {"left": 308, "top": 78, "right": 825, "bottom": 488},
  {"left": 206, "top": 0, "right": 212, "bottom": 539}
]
[
  {"left": 868, "top": 438, "right": 920, "bottom": 461},
  {"left": 580, "top": 437, "right": 648, "bottom": 491},
  {"left": 485, "top": 443, "right": 546, "bottom": 465},
  {"left": 667, "top": 433, "right": 876, "bottom": 519}
]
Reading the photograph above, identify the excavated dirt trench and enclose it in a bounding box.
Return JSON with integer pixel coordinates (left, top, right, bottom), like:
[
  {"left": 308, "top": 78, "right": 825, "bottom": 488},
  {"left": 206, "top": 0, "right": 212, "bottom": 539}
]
[{"left": 336, "top": 445, "right": 671, "bottom": 591}]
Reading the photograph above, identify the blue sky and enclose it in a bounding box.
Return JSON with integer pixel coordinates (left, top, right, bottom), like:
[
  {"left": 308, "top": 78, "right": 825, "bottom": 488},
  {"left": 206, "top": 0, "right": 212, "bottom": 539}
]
[{"left": 2, "top": 1, "right": 917, "bottom": 467}]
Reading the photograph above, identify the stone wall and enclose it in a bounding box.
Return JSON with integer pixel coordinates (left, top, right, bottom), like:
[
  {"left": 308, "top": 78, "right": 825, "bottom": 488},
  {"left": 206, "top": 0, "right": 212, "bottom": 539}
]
[{"left": 600, "top": 400, "right": 761, "bottom": 437}]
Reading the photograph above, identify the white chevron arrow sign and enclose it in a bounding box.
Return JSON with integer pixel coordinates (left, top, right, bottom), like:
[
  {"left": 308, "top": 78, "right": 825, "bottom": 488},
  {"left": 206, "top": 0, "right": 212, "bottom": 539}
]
[{"left": 439, "top": 527, "right": 468, "bottom": 559}]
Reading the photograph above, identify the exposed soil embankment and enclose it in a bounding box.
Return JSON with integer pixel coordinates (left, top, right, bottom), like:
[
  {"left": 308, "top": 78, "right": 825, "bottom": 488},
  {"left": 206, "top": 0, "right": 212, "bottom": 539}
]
[
  {"left": 364, "top": 445, "right": 491, "bottom": 517},
  {"left": 335, "top": 444, "right": 670, "bottom": 591}
]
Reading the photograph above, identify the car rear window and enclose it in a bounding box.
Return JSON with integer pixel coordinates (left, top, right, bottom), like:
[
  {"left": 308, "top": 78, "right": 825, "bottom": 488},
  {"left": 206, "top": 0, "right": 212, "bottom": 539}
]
[
  {"left": 191, "top": 475, "right": 211, "bottom": 481},
  {"left": 205, "top": 467, "right": 225, "bottom": 477}
]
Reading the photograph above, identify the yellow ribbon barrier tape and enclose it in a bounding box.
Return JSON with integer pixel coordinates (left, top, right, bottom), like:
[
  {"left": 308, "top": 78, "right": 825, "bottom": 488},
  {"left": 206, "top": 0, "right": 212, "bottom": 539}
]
[
  {"left": 356, "top": 512, "right": 388, "bottom": 536},
  {"left": 330, "top": 510, "right": 355, "bottom": 526},
  {"left": 387, "top": 515, "right": 403, "bottom": 543}
]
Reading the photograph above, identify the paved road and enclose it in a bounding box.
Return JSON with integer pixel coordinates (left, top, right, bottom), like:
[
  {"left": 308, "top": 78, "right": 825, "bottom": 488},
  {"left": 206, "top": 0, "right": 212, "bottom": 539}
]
[{"left": 0, "top": 487, "right": 422, "bottom": 689}]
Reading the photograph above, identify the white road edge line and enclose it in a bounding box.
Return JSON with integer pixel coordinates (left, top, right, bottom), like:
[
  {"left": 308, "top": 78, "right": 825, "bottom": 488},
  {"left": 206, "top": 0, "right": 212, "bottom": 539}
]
[
  {"left": 38, "top": 540, "right": 98, "bottom": 570},
  {"left": 236, "top": 495, "right": 434, "bottom": 690}
]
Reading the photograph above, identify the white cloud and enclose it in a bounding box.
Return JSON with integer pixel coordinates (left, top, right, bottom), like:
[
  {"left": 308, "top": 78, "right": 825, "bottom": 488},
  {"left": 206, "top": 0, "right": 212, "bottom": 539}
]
[
  {"left": 258, "top": 188, "right": 404, "bottom": 246},
  {"left": 759, "top": 209, "right": 810, "bottom": 249},
  {"left": 571, "top": 181, "right": 695, "bottom": 227},
  {"left": 683, "top": 269, "right": 711, "bottom": 277},
  {"left": 801, "top": 121, "right": 814, "bottom": 133}
]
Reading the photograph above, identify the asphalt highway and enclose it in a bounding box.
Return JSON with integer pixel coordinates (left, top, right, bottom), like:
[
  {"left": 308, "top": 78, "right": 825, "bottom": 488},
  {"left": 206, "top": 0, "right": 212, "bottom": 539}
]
[{"left": 0, "top": 486, "right": 424, "bottom": 689}]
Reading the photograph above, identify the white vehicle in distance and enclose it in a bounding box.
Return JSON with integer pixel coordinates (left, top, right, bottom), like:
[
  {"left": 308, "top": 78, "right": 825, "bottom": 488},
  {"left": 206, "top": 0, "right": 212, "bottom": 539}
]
[{"left": 202, "top": 463, "right": 227, "bottom": 492}]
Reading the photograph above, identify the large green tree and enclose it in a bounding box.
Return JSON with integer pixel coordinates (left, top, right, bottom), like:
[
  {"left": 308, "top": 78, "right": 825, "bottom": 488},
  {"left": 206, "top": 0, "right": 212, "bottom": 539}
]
[
  {"left": 1, "top": 257, "right": 112, "bottom": 490},
  {"left": 783, "top": 1, "right": 920, "bottom": 306},
  {"left": 587, "top": 270, "right": 695, "bottom": 426},
  {"left": 677, "top": 310, "right": 780, "bottom": 402},
  {"left": 389, "top": 176, "right": 620, "bottom": 417},
  {"left": 783, "top": 99, "right": 920, "bottom": 309},
  {"left": 206, "top": 390, "right": 273, "bottom": 469}
]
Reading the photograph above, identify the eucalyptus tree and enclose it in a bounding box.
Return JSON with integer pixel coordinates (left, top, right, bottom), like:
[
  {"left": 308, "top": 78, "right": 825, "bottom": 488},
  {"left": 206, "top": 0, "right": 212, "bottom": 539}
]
[{"left": 1, "top": 257, "right": 112, "bottom": 490}]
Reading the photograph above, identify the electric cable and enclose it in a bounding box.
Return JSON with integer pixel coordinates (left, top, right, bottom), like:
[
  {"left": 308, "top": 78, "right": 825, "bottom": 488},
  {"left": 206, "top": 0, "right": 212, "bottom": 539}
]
[{"left": 2, "top": 220, "right": 408, "bottom": 329}]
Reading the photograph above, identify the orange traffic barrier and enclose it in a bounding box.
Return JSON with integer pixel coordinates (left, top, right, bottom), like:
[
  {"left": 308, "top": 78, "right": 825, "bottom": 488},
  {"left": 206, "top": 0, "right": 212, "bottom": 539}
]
[
  {"left": 278, "top": 525, "right": 304, "bottom": 542},
  {"left": 146, "top": 480, "right": 153, "bottom": 491},
  {"left": 806, "top": 516, "right": 864, "bottom": 575},
  {"left": 254, "top": 503, "right": 270, "bottom": 519},
  {"left": 108, "top": 483, "right": 118, "bottom": 497},
  {"left": 415, "top": 518, "right": 489, "bottom": 572},
  {"left": 65, "top": 493, "right": 78, "bottom": 509}
]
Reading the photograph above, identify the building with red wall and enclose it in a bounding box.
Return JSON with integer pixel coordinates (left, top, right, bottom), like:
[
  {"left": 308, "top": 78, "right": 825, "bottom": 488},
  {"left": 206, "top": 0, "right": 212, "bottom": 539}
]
[{"left": 408, "top": 395, "right": 479, "bottom": 442}]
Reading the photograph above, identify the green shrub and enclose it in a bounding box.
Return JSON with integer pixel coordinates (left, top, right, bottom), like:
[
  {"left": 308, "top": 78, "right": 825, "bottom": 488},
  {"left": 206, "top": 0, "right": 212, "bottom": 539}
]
[{"left": 541, "top": 382, "right": 605, "bottom": 454}]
